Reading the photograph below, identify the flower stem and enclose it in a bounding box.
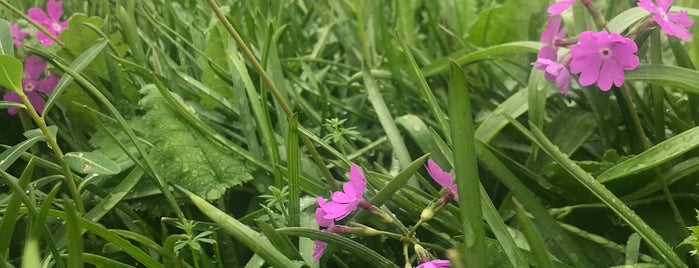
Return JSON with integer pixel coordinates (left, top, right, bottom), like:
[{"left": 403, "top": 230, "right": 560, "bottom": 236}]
[
  {"left": 204, "top": 0, "right": 338, "bottom": 190},
  {"left": 14, "top": 90, "right": 84, "bottom": 215},
  {"left": 0, "top": 0, "right": 65, "bottom": 48}
]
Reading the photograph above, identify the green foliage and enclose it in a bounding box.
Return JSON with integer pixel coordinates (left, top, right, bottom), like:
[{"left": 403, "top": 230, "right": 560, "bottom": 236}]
[{"left": 138, "top": 85, "right": 253, "bottom": 199}]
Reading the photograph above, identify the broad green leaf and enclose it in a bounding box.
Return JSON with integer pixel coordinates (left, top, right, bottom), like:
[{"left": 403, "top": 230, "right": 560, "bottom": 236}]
[
  {"left": 184, "top": 188, "right": 303, "bottom": 268},
  {"left": 64, "top": 151, "right": 121, "bottom": 175},
  {"left": 598, "top": 126, "right": 699, "bottom": 183},
  {"left": 0, "top": 55, "right": 22, "bottom": 92},
  {"left": 474, "top": 88, "right": 529, "bottom": 143},
  {"left": 0, "top": 20, "right": 13, "bottom": 56},
  {"left": 139, "top": 85, "right": 253, "bottom": 200},
  {"left": 625, "top": 65, "right": 699, "bottom": 94},
  {"left": 422, "top": 41, "right": 542, "bottom": 77},
  {"left": 396, "top": 114, "right": 448, "bottom": 165}
]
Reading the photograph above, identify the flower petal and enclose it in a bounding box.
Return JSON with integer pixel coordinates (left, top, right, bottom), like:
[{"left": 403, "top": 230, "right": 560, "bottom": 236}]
[
  {"left": 3, "top": 92, "right": 22, "bottom": 115},
  {"left": 35, "top": 74, "right": 59, "bottom": 95},
  {"left": 28, "top": 8, "right": 52, "bottom": 25},
  {"left": 637, "top": 0, "right": 657, "bottom": 13},
  {"left": 46, "top": 0, "right": 64, "bottom": 22},
  {"left": 24, "top": 56, "right": 48, "bottom": 81},
  {"left": 547, "top": 0, "right": 577, "bottom": 15},
  {"left": 26, "top": 91, "right": 47, "bottom": 114},
  {"left": 35, "top": 31, "right": 55, "bottom": 46},
  {"left": 656, "top": 0, "right": 673, "bottom": 11},
  {"left": 312, "top": 240, "right": 328, "bottom": 262}
]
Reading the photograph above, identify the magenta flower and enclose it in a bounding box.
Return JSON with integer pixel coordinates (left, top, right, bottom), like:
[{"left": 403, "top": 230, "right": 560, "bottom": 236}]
[
  {"left": 28, "top": 0, "right": 68, "bottom": 46},
  {"left": 569, "top": 31, "right": 639, "bottom": 91},
  {"left": 312, "top": 240, "right": 328, "bottom": 262},
  {"left": 426, "top": 159, "right": 458, "bottom": 202},
  {"left": 638, "top": 0, "right": 693, "bottom": 40},
  {"left": 11, "top": 24, "right": 29, "bottom": 46},
  {"left": 315, "top": 198, "right": 334, "bottom": 228},
  {"left": 319, "top": 164, "right": 367, "bottom": 221},
  {"left": 3, "top": 56, "right": 59, "bottom": 115},
  {"left": 533, "top": 58, "right": 571, "bottom": 94},
  {"left": 537, "top": 16, "right": 566, "bottom": 61},
  {"left": 416, "top": 259, "right": 451, "bottom": 268},
  {"left": 548, "top": 0, "right": 577, "bottom": 15}
]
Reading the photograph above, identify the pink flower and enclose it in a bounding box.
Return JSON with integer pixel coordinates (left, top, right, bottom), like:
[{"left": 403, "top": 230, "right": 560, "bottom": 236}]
[
  {"left": 312, "top": 240, "right": 328, "bottom": 262},
  {"left": 569, "top": 31, "right": 639, "bottom": 91},
  {"left": 28, "top": 0, "right": 68, "bottom": 46},
  {"left": 416, "top": 259, "right": 451, "bottom": 268},
  {"left": 537, "top": 16, "right": 566, "bottom": 61},
  {"left": 315, "top": 198, "right": 334, "bottom": 228},
  {"left": 3, "top": 56, "right": 59, "bottom": 115},
  {"left": 426, "top": 159, "right": 458, "bottom": 202},
  {"left": 319, "top": 164, "right": 367, "bottom": 221},
  {"left": 548, "top": 0, "right": 577, "bottom": 15},
  {"left": 533, "top": 58, "right": 571, "bottom": 94},
  {"left": 11, "top": 24, "right": 29, "bottom": 46},
  {"left": 638, "top": 0, "right": 693, "bottom": 40}
]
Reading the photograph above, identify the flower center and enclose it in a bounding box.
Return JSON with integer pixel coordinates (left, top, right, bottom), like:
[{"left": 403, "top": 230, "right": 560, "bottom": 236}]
[
  {"left": 52, "top": 23, "right": 62, "bottom": 32},
  {"left": 25, "top": 83, "right": 35, "bottom": 92},
  {"left": 600, "top": 48, "right": 611, "bottom": 58}
]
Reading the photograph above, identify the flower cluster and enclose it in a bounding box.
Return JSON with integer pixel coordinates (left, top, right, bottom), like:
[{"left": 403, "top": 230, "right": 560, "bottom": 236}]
[
  {"left": 534, "top": 0, "right": 692, "bottom": 93},
  {"left": 11, "top": 0, "right": 68, "bottom": 46},
  {"left": 313, "top": 164, "right": 368, "bottom": 262},
  {"left": 2, "top": 56, "right": 59, "bottom": 115}
]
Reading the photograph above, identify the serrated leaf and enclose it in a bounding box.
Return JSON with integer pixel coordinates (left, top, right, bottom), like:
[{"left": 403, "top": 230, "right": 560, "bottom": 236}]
[
  {"left": 0, "top": 55, "right": 22, "bottom": 92},
  {"left": 139, "top": 85, "right": 253, "bottom": 199},
  {"left": 64, "top": 151, "right": 121, "bottom": 175}
]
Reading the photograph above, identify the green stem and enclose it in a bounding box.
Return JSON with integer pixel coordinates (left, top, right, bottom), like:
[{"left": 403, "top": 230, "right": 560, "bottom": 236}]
[
  {"left": 205, "top": 0, "right": 338, "bottom": 190},
  {"left": 14, "top": 90, "right": 84, "bottom": 215},
  {"left": 0, "top": 0, "right": 65, "bottom": 47}
]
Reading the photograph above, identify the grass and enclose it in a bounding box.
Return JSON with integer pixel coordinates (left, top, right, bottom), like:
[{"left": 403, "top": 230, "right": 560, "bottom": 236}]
[{"left": 1, "top": 0, "right": 699, "bottom": 267}]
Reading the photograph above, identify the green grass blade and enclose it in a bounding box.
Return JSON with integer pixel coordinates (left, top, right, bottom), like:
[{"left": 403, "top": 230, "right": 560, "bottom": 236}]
[
  {"left": 625, "top": 65, "right": 699, "bottom": 94},
  {"left": 287, "top": 114, "right": 300, "bottom": 228},
  {"left": 276, "top": 227, "right": 399, "bottom": 268},
  {"left": 422, "top": 41, "right": 542, "bottom": 77},
  {"left": 597, "top": 125, "right": 699, "bottom": 183},
  {"left": 362, "top": 66, "right": 413, "bottom": 173},
  {"left": 81, "top": 253, "right": 135, "bottom": 268},
  {"left": 480, "top": 184, "right": 529, "bottom": 268},
  {"left": 0, "top": 20, "right": 13, "bottom": 56},
  {"left": 43, "top": 40, "right": 108, "bottom": 116},
  {"left": 63, "top": 196, "right": 83, "bottom": 268},
  {"left": 182, "top": 187, "right": 303, "bottom": 268},
  {"left": 448, "top": 62, "right": 485, "bottom": 267},
  {"left": 0, "top": 135, "right": 43, "bottom": 171},
  {"left": 508, "top": 118, "right": 686, "bottom": 267},
  {"left": 513, "top": 198, "right": 556, "bottom": 268},
  {"left": 0, "top": 158, "right": 33, "bottom": 258},
  {"left": 21, "top": 239, "right": 41, "bottom": 268}
]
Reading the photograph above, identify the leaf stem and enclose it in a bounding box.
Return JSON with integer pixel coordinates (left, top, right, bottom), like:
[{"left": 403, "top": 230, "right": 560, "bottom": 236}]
[{"left": 14, "top": 90, "right": 84, "bottom": 215}]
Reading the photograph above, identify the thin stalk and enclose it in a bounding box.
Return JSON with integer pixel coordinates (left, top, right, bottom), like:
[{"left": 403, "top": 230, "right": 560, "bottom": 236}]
[
  {"left": 14, "top": 90, "right": 84, "bottom": 215},
  {"left": 619, "top": 84, "right": 687, "bottom": 236},
  {"left": 0, "top": 0, "right": 65, "bottom": 47},
  {"left": 205, "top": 0, "right": 338, "bottom": 190}
]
